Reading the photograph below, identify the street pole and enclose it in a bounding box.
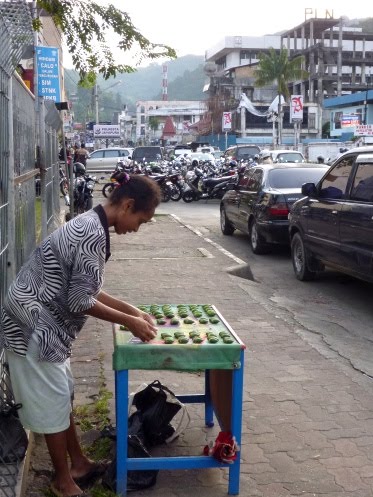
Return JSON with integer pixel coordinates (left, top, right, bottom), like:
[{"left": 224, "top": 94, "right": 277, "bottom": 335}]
[{"left": 94, "top": 83, "right": 99, "bottom": 149}]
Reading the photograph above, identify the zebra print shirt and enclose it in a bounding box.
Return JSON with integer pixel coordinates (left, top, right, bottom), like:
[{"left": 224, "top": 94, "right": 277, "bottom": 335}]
[{"left": 0, "top": 205, "right": 110, "bottom": 362}]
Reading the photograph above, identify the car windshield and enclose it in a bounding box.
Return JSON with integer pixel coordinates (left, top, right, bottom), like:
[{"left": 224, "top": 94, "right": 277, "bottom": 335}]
[
  {"left": 275, "top": 152, "right": 304, "bottom": 163},
  {"left": 268, "top": 168, "right": 327, "bottom": 189},
  {"left": 237, "top": 147, "right": 260, "bottom": 158}
]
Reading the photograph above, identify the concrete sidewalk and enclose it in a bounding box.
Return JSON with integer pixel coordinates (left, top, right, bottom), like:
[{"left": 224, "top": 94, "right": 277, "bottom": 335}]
[{"left": 25, "top": 212, "right": 373, "bottom": 497}]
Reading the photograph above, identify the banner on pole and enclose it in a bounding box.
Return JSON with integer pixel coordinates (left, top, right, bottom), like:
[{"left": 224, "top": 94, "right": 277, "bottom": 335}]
[
  {"left": 222, "top": 112, "right": 232, "bottom": 131},
  {"left": 290, "top": 95, "right": 303, "bottom": 121},
  {"left": 36, "top": 46, "right": 61, "bottom": 102}
]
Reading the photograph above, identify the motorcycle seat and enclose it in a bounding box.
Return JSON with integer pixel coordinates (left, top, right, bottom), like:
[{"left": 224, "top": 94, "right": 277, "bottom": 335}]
[{"left": 204, "top": 176, "right": 236, "bottom": 187}]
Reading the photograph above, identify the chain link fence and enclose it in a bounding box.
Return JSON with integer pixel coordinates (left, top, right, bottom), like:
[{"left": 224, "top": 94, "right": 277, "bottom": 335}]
[{"left": 0, "top": 2, "right": 61, "bottom": 495}]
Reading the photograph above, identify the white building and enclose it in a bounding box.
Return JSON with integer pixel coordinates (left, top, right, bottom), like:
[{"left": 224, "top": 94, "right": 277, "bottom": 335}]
[{"left": 136, "top": 100, "right": 208, "bottom": 144}]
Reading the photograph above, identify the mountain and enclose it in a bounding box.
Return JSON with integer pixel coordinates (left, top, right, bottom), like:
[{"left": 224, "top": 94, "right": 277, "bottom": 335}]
[{"left": 64, "top": 54, "right": 206, "bottom": 122}]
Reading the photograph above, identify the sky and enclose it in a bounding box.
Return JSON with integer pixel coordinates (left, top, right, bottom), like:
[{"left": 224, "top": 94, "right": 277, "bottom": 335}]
[{"left": 63, "top": 0, "right": 373, "bottom": 69}]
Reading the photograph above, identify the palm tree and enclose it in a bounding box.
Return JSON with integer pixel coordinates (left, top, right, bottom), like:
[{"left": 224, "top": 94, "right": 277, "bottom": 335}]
[{"left": 254, "top": 47, "right": 308, "bottom": 146}]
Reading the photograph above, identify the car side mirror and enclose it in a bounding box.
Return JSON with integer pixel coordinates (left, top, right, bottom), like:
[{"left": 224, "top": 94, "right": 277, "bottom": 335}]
[
  {"left": 128, "top": 155, "right": 132, "bottom": 159},
  {"left": 301, "top": 182, "right": 317, "bottom": 196}
]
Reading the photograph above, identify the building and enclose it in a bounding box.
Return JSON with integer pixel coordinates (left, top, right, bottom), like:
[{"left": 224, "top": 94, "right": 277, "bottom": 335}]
[
  {"left": 323, "top": 90, "right": 373, "bottom": 143},
  {"left": 203, "top": 16, "right": 373, "bottom": 146},
  {"left": 135, "top": 100, "right": 208, "bottom": 145}
]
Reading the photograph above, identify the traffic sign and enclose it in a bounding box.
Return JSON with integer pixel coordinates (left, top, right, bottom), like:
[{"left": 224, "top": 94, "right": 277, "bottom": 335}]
[{"left": 36, "top": 46, "right": 61, "bottom": 102}]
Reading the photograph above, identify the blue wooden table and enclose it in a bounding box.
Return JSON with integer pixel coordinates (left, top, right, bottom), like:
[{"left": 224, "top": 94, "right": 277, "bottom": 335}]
[{"left": 112, "top": 304, "right": 245, "bottom": 495}]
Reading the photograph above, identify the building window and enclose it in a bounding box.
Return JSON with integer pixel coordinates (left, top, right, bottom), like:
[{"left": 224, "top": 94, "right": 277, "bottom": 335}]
[
  {"left": 141, "top": 115, "right": 145, "bottom": 124},
  {"left": 216, "top": 56, "right": 226, "bottom": 70},
  {"left": 140, "top": 106, "right": 145, "bottom": 113},
  {"left": 183, "top": 115, "right": 191, "bottom": 121}
]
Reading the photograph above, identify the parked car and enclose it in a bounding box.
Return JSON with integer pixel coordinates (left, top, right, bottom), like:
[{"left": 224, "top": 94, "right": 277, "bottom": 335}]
[
  {"left": 270, "top": 149, "right": 306, "bottom": 163},
  {"left": 220, "top": 162, "right": 329, "bottom": 254},
  {"left": 223, "top": 145, "right": 261, "bottom": 162},
  {"left": 131, "top": 146, "right": 163, "bottom": 163},
  {"left": 85, "top": 147, "right": 132, "bottom": 173},
  {"left": 187, "top": 152, "right": 216, "bottom": 167},
  {"left": 289, "top": 146, "right": 373, "bottom": 283}
]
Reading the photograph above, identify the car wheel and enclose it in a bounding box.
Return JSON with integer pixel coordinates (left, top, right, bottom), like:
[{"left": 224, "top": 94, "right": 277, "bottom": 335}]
[
  {"left": 249, "top": 219, "right": 269, "bottom": 254},
  {"left": 291, "top": 232, "right": 316, "bottom": 281},
  {"left": 220, "top": 207, "right": 234, "bottom": 235}
]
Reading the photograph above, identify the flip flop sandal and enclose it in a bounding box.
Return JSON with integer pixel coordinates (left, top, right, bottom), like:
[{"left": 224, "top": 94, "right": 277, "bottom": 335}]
[
  {"left": 50, "top": 483, "right": 89, "bottom": 497},
  {"left": 73, "top": 461, "right": 109, "bottom": 488}
]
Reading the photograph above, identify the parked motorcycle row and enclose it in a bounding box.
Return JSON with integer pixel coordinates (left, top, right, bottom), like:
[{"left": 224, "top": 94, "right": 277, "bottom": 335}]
[
  {"left": 100, "top": 156, "right": 250, "bottom": 203},
  {"left": 59, "top": 155, "right": 251, "bottom": 222}
]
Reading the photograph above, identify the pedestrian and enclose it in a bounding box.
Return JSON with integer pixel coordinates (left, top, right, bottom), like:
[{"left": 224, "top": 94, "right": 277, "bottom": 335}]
[
  {"left": 0, "top": 173, "right": 161, "bottom": 497},
  {"left": 317, "top": 155, "right": 325, "bottom": 164},
  {"left": 74, "top": 143, "right": 89, "bottom": 166}
]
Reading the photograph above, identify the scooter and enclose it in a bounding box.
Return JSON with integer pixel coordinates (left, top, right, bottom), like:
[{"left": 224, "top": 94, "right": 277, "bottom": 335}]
[{"left": 182, "top": 167, "right": 238, "bottom": 203}]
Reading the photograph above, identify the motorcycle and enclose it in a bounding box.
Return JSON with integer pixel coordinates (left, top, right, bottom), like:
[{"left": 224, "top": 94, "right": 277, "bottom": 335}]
[
  {"left": 182, "top": 166, "right": 238, "bottom": 203},
  {"left": 66, "top": 162, "right": 98, "bottom": 219},
  {"left": 102, "top": 160, "right": 142, "bottom": 198},
  {"left": 167, "top": 171, "right": 185, "bottom": 201},
  {"left": 59, "top": 166, "right": 70, "bottom": 206}
]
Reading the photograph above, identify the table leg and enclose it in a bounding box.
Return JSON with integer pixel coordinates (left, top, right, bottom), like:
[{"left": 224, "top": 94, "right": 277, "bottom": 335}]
[
  {"left": 228, "top": 350, "right": 244, "bottom": 495},
  {"left": 116, "top": 369, "right": 129, "bottom": 496},
  {"left": 204, "top": 370, "right": 214, "bottom": 427}
]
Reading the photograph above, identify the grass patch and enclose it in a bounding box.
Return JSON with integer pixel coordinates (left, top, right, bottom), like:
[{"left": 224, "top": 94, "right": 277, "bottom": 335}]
[{"left": 73, "top": 387, "right": 112, "bottom": 433}]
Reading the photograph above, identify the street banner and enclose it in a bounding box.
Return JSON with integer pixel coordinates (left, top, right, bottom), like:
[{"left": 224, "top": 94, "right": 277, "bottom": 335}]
[
  {"left": 222, "top": 112, "right": 232, "bottom": 131},
  {"left": 93, "top": 124, "right": 120, "bottom": 137},
  {"left": 355, "top": 124, "right": 373, "bottom": 136},
  {"left": 290, "top": 95, "right": 303, "bottom": 121},
  {"left": 341, "top": 114, "right": 360, "bottom": 127},
  {"left": 36, "top": 46, "right": 61, "bottom": 102}
]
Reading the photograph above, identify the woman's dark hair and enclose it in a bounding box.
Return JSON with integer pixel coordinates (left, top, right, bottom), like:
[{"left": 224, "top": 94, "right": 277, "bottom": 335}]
[{"left": 109, "top": 173, "right": 161, "bottom": 212}]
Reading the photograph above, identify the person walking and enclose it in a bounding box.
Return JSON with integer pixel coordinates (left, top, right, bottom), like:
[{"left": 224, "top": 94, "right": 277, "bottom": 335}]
[
  {"left": 0, "top": 174, "right": 161, "bottom": 497},
  {"left": 74, "top": 143, "right": 89, "bottom": 166}
]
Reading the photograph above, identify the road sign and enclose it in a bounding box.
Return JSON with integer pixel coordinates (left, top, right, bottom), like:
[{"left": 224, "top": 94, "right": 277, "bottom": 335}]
[
  {"left": 355, "top": 124, "right": 373, "bottom": 136},
  {"left": 290, "top": 95, "right": 303, "bottom": 121},
  {"left": 36, "top": 46, "right": 61, "bottom": 102},
  {"left": 93, "top": 124, "right": 120, "bottom": 138}
]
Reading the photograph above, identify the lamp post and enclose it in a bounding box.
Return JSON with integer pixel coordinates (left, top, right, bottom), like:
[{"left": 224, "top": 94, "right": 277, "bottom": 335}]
[{"left": 94, "top": 80, "right": 122, "bottom": 148}]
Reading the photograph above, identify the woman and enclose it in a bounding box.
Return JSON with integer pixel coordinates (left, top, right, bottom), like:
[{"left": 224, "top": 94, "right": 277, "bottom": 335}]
[{"left": 1, "top": 174, "right": 160, "bottom": 497}]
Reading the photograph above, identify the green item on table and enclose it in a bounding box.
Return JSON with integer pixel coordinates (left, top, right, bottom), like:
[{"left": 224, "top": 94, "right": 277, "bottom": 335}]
[
  {"left": 170, "top": 317, "right": 180, "bottom": 325},
  {"left": 209, "top": 317, "right": 220, "bottom": 324},
  {"left": 223, "top": 337, "right": 234, "bottom": 344},
  {"left": 164, "top": 337, "right": 175, "bottom": 344},
  {"left": 178, "top": 336, "right": 189, "bottom": 344},
  {"left": 157, "top": 318, "right": 166, "bottom": 325},
  {"left": 199, "top": 317, "right": 208, "bottom": 324},
  {"left": 183, "top": 318, "right": 194, "bottom": 324},
  {"left": 192, "top": 336, "right": 203, "bottom": 344},
  {"left": 208, "top": 337, "right": 219, "bottom": 344}
]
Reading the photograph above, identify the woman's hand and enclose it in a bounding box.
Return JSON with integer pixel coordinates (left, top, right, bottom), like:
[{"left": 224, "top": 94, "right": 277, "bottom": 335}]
[
  {"left": 138, "top": 310, "right": 155, "bottom": 326},
  {"left": 126, "top": 315, "right": 157, "bottom": 342}
]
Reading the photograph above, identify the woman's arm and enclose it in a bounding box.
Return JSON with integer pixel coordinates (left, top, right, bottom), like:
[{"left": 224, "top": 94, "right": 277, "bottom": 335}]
[
  {"left": 96, "top": 290, "right": 154, "bottom": 325},
  {"left": 85, "top": 298, "right": 157, "bottom": 342}
]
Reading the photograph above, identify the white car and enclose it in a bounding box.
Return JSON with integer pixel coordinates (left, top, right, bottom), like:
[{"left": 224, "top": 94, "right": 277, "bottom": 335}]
[
  {"left": 187, "top": 152, "right": 216, "bottom": 166},
  {"left": 85, "top": 147, "right": 133, "bottom": 173},
  {"left": 270, "top": 150, "right": 305, "bottom": 163}
]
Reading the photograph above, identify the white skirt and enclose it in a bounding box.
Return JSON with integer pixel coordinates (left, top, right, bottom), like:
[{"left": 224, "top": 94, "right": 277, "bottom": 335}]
[{"left": 6, "top": 333, "right": 73, "bottom": 434}]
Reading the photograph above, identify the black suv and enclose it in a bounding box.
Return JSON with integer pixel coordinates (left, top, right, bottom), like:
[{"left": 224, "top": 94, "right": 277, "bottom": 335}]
[
  {"left": 131, "top": 146, "right": 163, "bottom": 162},
  {"left": 223, "top": 145, "right": 261, "bottom": 162},
  {"left": 289, "top": 146, "right": 373, "bottom": 283}
]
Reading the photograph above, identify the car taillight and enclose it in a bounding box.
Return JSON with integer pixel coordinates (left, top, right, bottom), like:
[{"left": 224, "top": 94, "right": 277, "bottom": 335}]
[{"left": 269, "top": 203, "right": 289, "bottom": 216}]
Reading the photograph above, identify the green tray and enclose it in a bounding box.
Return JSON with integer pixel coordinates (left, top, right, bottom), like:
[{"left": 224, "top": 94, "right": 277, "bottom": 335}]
[{"left": 112, "top": 304, "right": 245, "bottom": 371}]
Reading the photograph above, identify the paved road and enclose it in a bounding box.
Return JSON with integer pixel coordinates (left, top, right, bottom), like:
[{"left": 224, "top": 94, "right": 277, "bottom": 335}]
[{"left": 158, "top": 200, "right": 373, "bottom": 379}]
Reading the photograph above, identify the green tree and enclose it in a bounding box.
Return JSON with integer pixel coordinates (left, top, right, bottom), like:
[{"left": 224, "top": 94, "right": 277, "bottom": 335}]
[
  {"left": 148, "top": 117, "right": 159, "bottom": 132},
  {"left": 254, "top": 47, "right": 308, "bottom": 145},
  {"left": 34, "top": 0, "right": 176, "bottom": 84}
]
